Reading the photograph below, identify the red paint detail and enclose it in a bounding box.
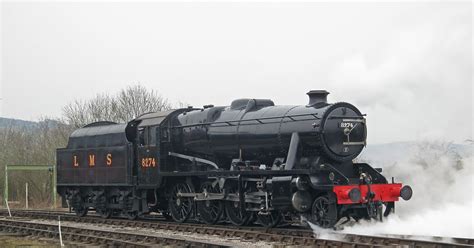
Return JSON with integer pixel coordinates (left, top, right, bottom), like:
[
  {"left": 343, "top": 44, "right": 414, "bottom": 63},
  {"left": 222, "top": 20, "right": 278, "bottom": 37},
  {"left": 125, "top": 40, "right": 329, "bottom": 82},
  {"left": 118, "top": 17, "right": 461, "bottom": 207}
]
[{"left": 333, "top": 183, "right": 403, "bottom": 204}]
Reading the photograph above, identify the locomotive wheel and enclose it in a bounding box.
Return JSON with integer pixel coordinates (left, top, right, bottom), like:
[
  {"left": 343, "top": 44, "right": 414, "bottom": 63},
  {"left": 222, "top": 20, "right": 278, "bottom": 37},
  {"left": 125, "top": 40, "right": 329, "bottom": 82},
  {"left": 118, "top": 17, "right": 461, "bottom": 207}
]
[
  {"left": 169, "top": 182, "right": 194, "bottom": 223},
  {"left": 257, "top": 211, "right": 282, "bottom": 228},
  {"left": 97, "top": 208, "right": 112, "bottom": 219},
  {"left": 247, "top": 212, "right": 257, "bottom": 225},
  {"left": 197, "top": 182, "right": 224, "bottom": 225},
  {"left": 124, "top": 210, "right": 139, "bottom": 220},
  {"left": 225, "top": 186, "right": 250, "bottom": 226},
  {"left": 311, "top": 196, "right": 338, "bottom": 228},
  {"left": 95, "top": 193, "right": 111, "bottom": 219},
  {"left": 72, "top": 195, "right": 88, "bottom": 217},
  {"left": 74, "top": 206, "right": 88, "bottom": 217},
  {"left": 383, "top": 202, "right": 394, "bottom": 217}
]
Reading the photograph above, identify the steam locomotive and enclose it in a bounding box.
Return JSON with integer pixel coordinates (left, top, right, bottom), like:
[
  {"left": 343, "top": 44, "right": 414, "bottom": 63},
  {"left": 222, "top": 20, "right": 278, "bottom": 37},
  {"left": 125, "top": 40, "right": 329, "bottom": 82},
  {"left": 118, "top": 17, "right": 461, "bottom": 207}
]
[{"left": 56, "top": 90, "right": 412, "bottom": 228}]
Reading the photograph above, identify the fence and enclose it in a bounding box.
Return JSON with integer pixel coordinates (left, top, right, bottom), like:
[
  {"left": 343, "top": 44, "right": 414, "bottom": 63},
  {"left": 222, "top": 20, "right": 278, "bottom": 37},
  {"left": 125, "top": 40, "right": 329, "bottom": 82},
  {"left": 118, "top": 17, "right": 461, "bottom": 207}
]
[{"left": 3, "top": 165, "right": 56, "bottom": 208}]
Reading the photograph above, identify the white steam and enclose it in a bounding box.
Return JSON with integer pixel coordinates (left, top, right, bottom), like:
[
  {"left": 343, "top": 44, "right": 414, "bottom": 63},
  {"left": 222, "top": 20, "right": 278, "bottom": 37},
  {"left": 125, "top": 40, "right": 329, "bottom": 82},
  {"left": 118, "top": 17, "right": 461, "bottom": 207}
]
[
  {"left": 345, "top": 142, "right": 474, "bottom": 238},
  {"left": 309, "top": 141, "right": 473, "bottom": 238}
]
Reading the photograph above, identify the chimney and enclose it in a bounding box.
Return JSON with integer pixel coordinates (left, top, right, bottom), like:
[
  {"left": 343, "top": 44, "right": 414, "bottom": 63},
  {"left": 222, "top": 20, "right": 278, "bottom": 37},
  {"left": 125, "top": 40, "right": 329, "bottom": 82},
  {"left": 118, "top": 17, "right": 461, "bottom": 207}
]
[{"left": 306, "top": 90, "right": 329, "bottom": 106}]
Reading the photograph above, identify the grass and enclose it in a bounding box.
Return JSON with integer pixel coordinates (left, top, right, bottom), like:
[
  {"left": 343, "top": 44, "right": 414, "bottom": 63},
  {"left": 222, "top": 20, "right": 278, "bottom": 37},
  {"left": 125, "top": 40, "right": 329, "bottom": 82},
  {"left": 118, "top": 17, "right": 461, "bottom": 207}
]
[{"left": 0, "top": 235, "right": 60, "bottom": 248}]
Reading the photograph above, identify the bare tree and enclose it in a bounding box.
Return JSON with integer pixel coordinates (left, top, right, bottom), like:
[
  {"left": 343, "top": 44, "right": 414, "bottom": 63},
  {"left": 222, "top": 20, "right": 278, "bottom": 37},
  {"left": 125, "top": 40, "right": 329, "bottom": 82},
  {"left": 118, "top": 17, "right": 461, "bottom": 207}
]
[
  {"left": 114, "top": 85, "right": 171, "bottom": 122},
  {"left": 411, "top": 140, "right": 464, "bottom": 171},
  {"left": 0, "top": 117, "right": 73, "bottom": 207},
  {"left": 63, "top": 85, "right": 172, "bottom": 127}
]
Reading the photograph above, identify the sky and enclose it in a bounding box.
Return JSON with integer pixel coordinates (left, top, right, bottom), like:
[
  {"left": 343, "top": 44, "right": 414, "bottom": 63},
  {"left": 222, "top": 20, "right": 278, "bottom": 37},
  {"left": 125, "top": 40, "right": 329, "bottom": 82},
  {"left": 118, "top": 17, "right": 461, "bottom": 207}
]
[{"left": 0, "top": 2, "right": 472, "bottom": 144}]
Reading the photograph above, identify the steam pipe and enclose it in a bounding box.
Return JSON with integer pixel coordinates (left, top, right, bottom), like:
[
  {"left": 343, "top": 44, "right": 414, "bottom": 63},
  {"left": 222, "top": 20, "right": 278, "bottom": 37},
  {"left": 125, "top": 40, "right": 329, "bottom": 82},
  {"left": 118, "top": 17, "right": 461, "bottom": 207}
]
[{"left": 284, "top": 132, "right": 300, "bottom": 170}]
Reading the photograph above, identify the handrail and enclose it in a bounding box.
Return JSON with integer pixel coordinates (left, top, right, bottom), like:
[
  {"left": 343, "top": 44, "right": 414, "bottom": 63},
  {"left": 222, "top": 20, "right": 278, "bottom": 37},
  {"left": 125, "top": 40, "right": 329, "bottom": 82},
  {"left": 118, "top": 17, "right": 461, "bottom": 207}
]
[{"left": 171, "top": 112, "right": 322, "bottom": 129}]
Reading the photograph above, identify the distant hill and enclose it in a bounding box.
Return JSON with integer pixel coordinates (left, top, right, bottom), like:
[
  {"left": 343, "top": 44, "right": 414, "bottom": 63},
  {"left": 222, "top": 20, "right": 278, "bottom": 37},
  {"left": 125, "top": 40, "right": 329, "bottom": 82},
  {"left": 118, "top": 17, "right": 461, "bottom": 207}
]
[
  {"left": 0, "top": 117, "right": 38, "bottom": 129},
  {"left": 0, "top": 117, "right": 65, "bottom": 131}
]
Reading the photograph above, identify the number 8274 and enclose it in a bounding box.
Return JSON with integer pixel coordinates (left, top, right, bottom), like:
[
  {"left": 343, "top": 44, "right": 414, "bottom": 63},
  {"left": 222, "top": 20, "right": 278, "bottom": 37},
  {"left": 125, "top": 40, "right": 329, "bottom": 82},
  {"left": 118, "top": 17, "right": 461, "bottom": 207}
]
[{"left": 141, "top": 157, "right": 157, "bottom": 168}]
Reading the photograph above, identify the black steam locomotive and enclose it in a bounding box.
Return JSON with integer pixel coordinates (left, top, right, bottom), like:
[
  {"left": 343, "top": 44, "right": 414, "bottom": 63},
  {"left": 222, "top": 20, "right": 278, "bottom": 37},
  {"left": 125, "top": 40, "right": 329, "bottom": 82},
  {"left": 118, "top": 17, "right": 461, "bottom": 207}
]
[{"left": 56, "top": 90, "right": 412, "bottom": 228}]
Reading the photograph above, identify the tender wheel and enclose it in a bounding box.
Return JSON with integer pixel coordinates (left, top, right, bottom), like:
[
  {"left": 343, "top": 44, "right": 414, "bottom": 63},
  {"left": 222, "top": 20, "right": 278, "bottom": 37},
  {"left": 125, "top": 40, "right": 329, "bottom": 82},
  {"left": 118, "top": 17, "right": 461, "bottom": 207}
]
[
  {"left": 198, "top": 182, "right": 224, "bottom": 225},
  {"left": 257, "top": 211, "right": 282, "bottom": 228},
  {"left": 311, "top": 196, "right": 338, "bottom": 228},
  {"left": 72, "top": 195, "right": 88, "bottom": 217},
  {"left": 169, "top": 182, "right": 194, "bottom": 223},
  {"left": 97, "top": 208, "right": 112, "bottom": 219},
  {"left": 95, "top": 193, "right": 111, "bottom": 219},
  {"left": 225, "top": 186, "right": 250, "bottom": 226},
  {"left": 74, "top": 205, "right": 88, "bottom": 217}
]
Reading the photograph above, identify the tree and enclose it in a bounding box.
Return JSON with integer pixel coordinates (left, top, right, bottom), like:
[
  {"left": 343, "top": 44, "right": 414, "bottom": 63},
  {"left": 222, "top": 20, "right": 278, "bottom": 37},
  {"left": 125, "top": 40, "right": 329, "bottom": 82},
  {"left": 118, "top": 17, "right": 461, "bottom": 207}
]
[
  {"left": 0, "top": 118, "right": 73, "bottom": 207},
  {"left": 114, "top": 85, "right": 172, "bottom": 122},
  {"left": 411, "top": 140, "right": 463, "bottom": 171},
  {"left": 63, "top": 85, "right": 172, "bottom": 128}
]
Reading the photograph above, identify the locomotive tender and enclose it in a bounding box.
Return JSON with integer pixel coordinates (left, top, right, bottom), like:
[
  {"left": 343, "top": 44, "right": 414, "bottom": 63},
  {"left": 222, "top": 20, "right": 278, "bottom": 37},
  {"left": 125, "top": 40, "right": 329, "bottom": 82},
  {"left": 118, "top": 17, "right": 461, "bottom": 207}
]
[{"left": 57, "top": 90, "right": 412, "bottom": 228}]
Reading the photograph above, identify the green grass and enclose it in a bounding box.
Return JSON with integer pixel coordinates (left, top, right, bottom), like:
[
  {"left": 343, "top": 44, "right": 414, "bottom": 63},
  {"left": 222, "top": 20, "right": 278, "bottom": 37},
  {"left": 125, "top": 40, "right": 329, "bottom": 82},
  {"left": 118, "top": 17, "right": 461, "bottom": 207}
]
[{"left": 0, "top": 235, "right": 59, "bottom": 248}]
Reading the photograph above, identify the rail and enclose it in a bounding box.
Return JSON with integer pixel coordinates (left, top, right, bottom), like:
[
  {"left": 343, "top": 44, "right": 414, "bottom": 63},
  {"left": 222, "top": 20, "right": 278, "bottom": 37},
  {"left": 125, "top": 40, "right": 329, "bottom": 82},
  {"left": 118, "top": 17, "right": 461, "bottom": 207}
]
[{"left": 0, "top": 209, "right": 472, "bottom": 247}]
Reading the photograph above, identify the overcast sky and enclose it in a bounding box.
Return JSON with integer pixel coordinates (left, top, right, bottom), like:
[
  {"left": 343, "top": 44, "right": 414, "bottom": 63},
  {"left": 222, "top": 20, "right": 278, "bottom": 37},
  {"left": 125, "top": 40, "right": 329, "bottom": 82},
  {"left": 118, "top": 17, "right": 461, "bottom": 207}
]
[{"left": 1, "top": 2, "right": 472, "bottom": 144}]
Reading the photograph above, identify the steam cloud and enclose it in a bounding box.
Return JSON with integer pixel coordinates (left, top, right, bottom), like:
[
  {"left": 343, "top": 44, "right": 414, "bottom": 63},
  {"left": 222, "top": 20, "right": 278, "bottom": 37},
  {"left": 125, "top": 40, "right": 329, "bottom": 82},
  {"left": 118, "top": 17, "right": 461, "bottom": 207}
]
[
  {"left": 345, "top": 143, "right": 473, "bottom": 238},
  {"left": 310, "top": 142, "right": 474, "bottom": 238}
]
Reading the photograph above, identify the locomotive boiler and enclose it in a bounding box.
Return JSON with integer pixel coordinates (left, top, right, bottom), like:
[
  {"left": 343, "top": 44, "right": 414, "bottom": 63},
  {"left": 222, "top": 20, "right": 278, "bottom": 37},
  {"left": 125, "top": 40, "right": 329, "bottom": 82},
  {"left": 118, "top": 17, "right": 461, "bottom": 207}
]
[
  {"left": 175, "top": 90, "right": 365, "bottom": 167},
  {"left": 57, "top": 90, "right": 412, "bottom": 228}
]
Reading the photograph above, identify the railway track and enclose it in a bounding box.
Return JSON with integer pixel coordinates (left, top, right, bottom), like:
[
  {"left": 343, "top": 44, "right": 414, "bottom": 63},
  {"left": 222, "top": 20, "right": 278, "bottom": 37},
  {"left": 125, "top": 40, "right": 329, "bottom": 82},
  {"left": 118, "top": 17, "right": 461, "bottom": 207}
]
[
  {"left": 1, "top": 209, "right": 472, "bottom": 247},
  {"left": 0, "top": 218, "right": 227, "bottom": 247}
]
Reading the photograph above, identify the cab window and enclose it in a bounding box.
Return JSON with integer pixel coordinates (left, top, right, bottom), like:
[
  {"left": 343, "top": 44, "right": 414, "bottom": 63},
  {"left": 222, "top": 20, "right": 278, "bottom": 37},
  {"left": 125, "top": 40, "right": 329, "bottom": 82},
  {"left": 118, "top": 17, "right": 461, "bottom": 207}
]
[
  {"left": 138, "top": 127, "right": 146, "bottom": 146},
  {"left": 149, "top": 126, "right": 157, "bottom": 145}
]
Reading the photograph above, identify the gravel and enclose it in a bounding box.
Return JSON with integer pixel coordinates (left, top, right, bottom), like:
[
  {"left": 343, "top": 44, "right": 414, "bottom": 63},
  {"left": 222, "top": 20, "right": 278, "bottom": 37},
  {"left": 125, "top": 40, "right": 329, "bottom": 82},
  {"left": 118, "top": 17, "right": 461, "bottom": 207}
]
[{"left": 24, "top": 217, "right": 274, "bottom": 248}]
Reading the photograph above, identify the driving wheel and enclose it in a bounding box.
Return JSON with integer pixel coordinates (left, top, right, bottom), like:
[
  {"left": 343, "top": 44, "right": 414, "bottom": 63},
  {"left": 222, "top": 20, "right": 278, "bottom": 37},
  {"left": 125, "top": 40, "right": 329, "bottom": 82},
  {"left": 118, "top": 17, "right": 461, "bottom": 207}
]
[
  {"left": 225, "top": 185, "right": 251, "bottom": 226},
  {"left": 198, "top": 182, "right": 224, "bottom": 224},
  {"left": 257, "top": 211, "right": 282, "bottom": 228},
  {"left": 169, "top": 182, "right": 194, "bottom": 222}
]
